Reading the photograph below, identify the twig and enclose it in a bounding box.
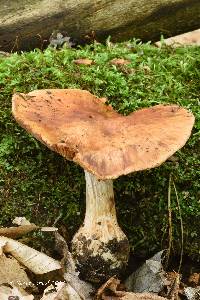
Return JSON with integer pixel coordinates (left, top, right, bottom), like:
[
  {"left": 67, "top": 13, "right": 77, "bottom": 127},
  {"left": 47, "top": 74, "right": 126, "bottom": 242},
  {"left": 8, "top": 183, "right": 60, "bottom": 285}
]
[
  {"left": 11, "top": 35, "right": 19, "bottom": 52},
  {"left": 172, "top": 180, "right": 184, "bottom": 273},
  {"left": 53, "top": 212, "right": 63, "bottom": 226},
  {"left": 165, "top": 174, "right": 173, "bottom": 269}
]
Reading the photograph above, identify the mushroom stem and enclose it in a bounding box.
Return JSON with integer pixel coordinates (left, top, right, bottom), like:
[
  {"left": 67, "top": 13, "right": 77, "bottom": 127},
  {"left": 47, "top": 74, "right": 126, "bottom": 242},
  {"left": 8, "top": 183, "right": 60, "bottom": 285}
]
[
  {"left": 84, "top": 170, "right": 117, "bottom": 229},
  {"left": 71, "top": 170, "right": 129, "bottom": 283}
]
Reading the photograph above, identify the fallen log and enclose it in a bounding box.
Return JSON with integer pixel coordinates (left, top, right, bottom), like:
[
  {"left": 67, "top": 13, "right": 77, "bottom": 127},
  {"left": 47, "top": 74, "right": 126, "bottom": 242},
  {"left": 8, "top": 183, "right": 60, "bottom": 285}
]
[{"left": 0, "top": 0, "right": 200, "bottom": 51}]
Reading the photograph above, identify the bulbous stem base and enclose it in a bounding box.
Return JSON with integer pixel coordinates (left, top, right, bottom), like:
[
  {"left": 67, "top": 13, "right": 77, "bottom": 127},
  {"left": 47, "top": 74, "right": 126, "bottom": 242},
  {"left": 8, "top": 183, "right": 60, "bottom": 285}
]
[{"left": 71, "top": 171, "right": 129, "bottom": 283}]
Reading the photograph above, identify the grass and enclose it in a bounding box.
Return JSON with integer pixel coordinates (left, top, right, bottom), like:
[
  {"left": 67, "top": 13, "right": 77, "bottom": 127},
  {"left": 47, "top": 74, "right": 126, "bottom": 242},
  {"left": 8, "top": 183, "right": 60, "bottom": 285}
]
[{"left": 0, "top": 40, "right": 199, "bottom": 258}]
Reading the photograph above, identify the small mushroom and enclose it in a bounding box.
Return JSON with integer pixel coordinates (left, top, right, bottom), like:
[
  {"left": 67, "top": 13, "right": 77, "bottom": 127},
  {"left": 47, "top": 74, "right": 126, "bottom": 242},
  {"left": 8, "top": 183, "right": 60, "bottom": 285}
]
[{"left": 12, "top": 89, "right": 194, "bottom": 282}]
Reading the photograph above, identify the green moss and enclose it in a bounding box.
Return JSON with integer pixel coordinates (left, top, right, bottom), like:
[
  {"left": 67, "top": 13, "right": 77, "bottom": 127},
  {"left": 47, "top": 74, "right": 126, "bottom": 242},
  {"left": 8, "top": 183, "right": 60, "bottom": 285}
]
[{"left": 0, "top": 40, "right": 199, "bottom": 259}]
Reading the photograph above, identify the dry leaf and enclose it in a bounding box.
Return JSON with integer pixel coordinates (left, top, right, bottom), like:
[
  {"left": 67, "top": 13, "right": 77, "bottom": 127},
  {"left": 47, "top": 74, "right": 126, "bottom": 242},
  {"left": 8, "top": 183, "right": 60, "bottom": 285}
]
[
  {"left": 184, "top": 286, "right": 200, "bottom": 300},
  {"left": 41, "top": 282, "right": 82, "bottom": 300},
  {"left": 101, "top": 291, "right": 168, "bottom": 300},
  {"left": 55, "top": 232, "right": 94, "bottom": 299},
  {"left": 0, "top": 254, "right": 33, "bottom": 289},
  {"left": 0, "top": 236, "right": 61, "bottom": 274},
  {"left": 155, "top": 29, "right": 200, "bottom": 47},
  {"left": 161, "top": 272, "right": 178, "bottom": 297},
  {"left": 95, "top": 277, "right": 121, "bottom": 300},
  {"left": 0, "top": 240, "right": 7, "bottom": 255},
  {"left": 12, "top": 217, "right": 33, "bottom": 226},
  {"left": 113, "top": 292, "right": 167, "bottom": 300},
  {"left": 74, "top": 58, "right": 94, "bottom": 65},
  {"left": 0, "top": 51, "right": 11, "bottom": 57},
  {"left": 188, "top": 273, "right": 200, "bottom": 287},
  {"left": 54, "top": 232, "right": 76, "bottom": 273},
  {"left": 166, "top": 272, "right": 180, "bottom": 300},
  {"left": 125, "top": 251, "right": 167, "bottom": 293},
  {"left": 110, "top": 59, "right": 134, "bottom": 75},
  {"left": 0, "top": 285, "right": 34, "bottom": 300},
  {"left": 41, "top": 227, "right": 58, "bottom": 232},
  {"left": 110, "top": 59, "right": 131, "bottom": 66},
  {"left": 64, "top": 272, "right": 94, "bottom": 300},
  {"left": 0, "top": 225, "right": 38, "bottom": 238},
  {"left": 95, "top": 275, "right": 168, "bottom": 300}
]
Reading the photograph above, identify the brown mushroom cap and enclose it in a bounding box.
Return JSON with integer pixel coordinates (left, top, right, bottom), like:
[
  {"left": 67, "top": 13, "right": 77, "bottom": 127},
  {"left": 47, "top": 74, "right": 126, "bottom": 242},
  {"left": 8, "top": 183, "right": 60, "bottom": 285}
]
[{"left": 12, "top": 89, "right": 194, "bottom": 179}]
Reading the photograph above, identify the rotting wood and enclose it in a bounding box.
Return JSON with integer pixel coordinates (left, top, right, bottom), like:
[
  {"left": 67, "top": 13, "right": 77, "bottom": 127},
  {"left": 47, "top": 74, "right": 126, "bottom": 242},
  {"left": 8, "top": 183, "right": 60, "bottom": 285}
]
[{"left": 0, "top": 0, "right": 200, "bottom": 51}]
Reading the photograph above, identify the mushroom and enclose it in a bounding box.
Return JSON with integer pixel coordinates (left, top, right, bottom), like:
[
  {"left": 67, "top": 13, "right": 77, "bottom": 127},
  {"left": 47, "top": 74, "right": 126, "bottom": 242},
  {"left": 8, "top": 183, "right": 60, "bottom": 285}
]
[{"left": 12, "top": 89, "right": 194, "bottom": 282}]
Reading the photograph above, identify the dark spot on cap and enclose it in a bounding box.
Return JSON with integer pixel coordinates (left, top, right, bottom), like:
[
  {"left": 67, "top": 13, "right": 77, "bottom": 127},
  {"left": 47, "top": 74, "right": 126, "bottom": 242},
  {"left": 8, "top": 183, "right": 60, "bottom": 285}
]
[{"left": 171, "top": 107, "right": 179, "bottom": 113}]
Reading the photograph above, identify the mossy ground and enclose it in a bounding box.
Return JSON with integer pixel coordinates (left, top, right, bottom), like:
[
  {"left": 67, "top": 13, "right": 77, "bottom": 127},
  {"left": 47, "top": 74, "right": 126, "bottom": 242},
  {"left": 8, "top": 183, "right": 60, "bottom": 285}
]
[{"left": 0, "top": 40, "right": 199, "bottom": 259}]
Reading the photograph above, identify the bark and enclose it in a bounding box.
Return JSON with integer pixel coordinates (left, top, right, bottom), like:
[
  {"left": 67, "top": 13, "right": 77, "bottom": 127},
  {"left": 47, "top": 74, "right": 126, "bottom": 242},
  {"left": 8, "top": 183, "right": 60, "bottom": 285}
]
[{"left": 0, "top": 0, "right": 200, "bottom": 51}]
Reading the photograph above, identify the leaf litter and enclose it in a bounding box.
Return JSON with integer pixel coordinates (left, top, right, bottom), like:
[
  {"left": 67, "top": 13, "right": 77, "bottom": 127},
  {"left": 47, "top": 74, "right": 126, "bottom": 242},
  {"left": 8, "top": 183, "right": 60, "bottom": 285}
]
[
  {"left": 0, "top": 219, "right": 199, "bottom": 300},
  {"left": 125, "top": 251, "right": 167, "bottom": 293}
]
